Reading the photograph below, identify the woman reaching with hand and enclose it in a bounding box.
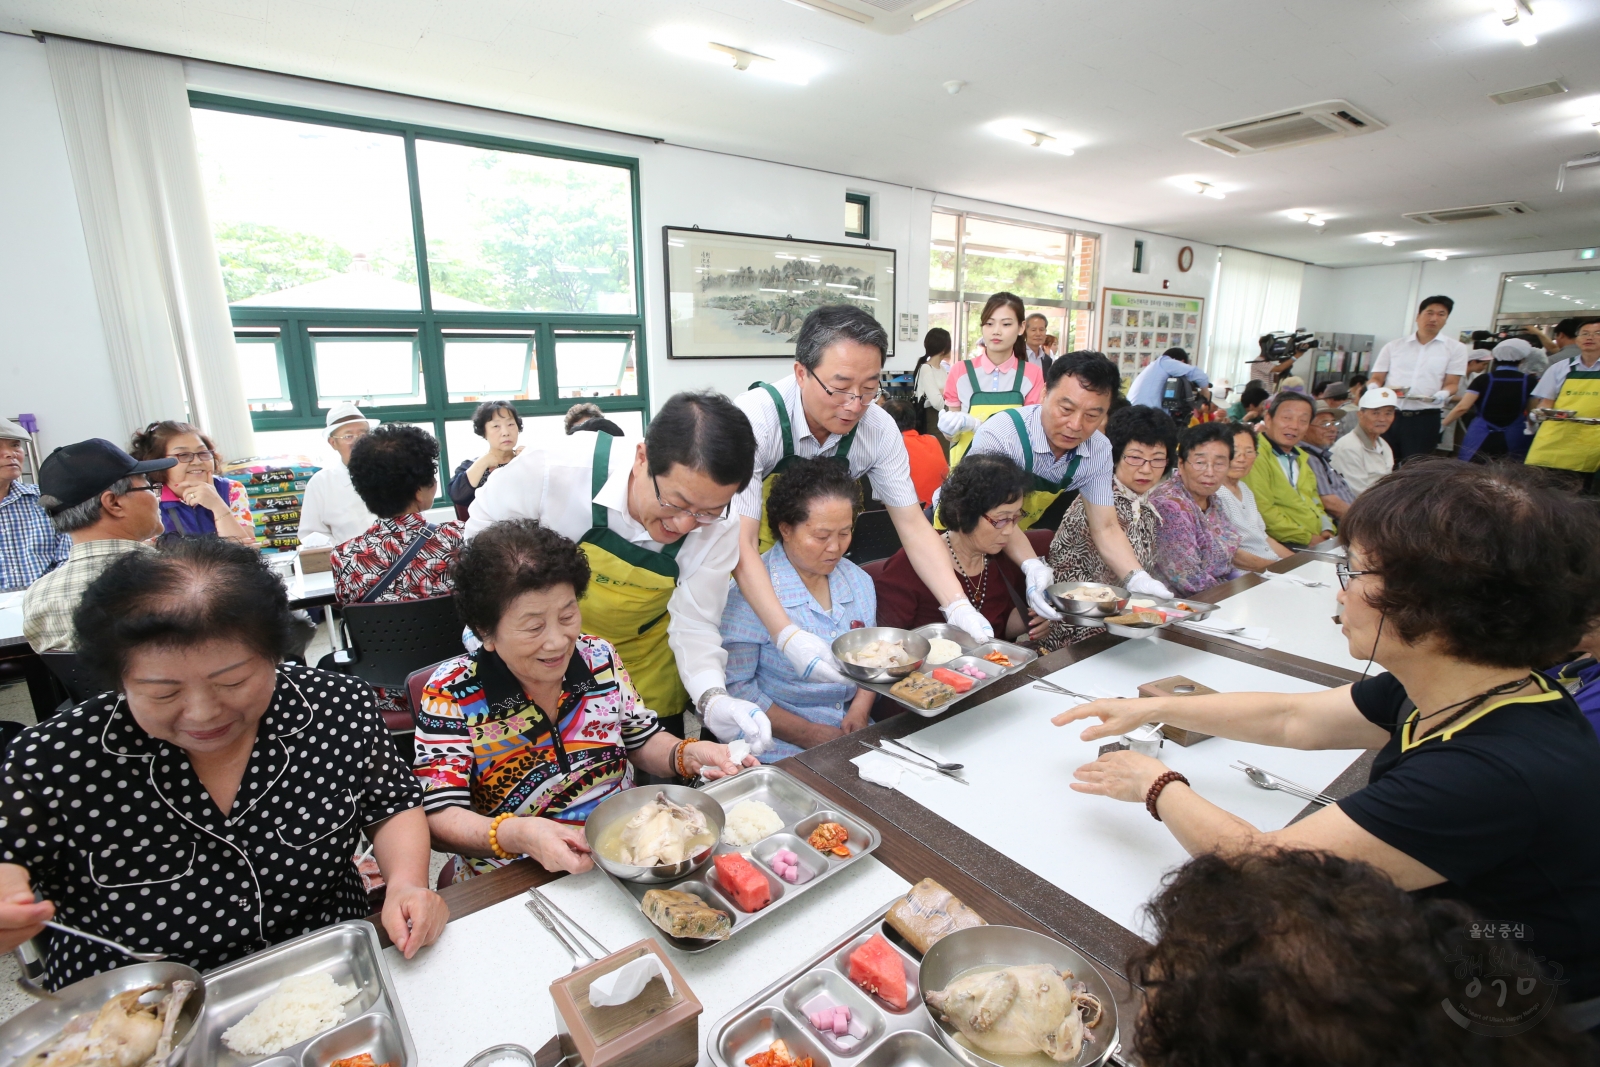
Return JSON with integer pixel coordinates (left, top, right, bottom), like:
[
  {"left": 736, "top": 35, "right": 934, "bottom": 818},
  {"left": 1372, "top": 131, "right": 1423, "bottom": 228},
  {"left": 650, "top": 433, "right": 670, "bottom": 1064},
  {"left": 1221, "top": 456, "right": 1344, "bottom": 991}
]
[{"left": 1052, "top": 460, "right": 1600, "bottom": 1019}]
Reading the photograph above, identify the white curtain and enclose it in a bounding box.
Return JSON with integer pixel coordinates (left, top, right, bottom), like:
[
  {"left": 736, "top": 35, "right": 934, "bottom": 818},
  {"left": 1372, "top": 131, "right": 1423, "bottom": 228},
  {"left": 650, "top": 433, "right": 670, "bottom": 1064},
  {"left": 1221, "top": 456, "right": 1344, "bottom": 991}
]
[
  {"left": 1204, "top": 247, "right": 1305, "bottom": 390},
  {"left": 45, "top": 36, "right": 255, "bottom": 460}
]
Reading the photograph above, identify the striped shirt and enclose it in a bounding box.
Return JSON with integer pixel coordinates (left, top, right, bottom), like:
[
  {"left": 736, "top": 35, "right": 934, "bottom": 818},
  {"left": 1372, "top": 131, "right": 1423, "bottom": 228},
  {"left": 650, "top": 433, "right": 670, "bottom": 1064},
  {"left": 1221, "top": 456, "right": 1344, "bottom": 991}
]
[
  {"left": 720, "top": 542, "right": 877, "bottom": 763},
  {"left": 965, "top": 405, "right": 1115, "bottom": 506},
  {"left": 733, "top": 375, "right": 918, "bottom": 520},
  {"left": 413, "top": 637, "right": 660, "bottom": 881},
  {"left": 23, "top": 539, "right": 153, "bottom": 652},
  {"left": 0, "top": 482, "right": 69, "bottom": 591}
]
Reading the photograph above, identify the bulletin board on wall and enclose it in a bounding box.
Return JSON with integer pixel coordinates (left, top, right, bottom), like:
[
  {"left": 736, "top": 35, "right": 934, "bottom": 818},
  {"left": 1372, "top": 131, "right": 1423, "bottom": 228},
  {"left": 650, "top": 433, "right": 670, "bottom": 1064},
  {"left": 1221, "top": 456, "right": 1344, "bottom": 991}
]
[{"left": 1098, "top": 289, "right": 1205, "bottom": 376}]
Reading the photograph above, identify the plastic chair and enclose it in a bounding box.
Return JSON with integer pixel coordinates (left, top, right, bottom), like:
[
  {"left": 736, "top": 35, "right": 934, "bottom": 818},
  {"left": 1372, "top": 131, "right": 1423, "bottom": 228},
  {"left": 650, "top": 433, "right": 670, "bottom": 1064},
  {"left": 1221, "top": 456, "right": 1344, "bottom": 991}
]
[
  {"left": 333, "top": 595, "right": 465, "bottom": 692},
  {"left": 1026, "top": 528, "right": 1054, "bottom": 557},
  {"left": 39, "top": 651, "right": 103, "bottom": 708},
  {"left": 846, "top": 509, "right": 902, "bottom": 565}
]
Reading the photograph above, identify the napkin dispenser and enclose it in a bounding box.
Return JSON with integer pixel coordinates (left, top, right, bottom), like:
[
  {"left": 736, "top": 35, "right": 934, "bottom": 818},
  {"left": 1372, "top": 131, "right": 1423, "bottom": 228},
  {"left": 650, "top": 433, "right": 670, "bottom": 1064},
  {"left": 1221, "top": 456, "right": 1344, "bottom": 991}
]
[
  {"left": 1138, "top": 675, "right": 1217, "bottom": 746},
  {"left": 552, "top": 939, "right": 701, "bottom": 1067},
  {"left": 297, "top": 545, "right": 333, "bottom": 574}
]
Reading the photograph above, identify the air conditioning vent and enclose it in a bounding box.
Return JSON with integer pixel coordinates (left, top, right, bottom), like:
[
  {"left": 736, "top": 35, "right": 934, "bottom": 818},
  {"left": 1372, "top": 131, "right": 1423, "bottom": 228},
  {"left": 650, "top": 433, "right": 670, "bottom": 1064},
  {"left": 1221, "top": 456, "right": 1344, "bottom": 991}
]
[
  {"left": 1490, "top": 81, "right": 1567, "bottom": 105},
  {"left": 783, "top": 0, "right": 977, "bottom": 31},
  {"left": 1403, "top": 202, "right": 1534, "bottom": 225},
  {"left": 1185, "top": 100, "right": 1386, "bottom": 156}
]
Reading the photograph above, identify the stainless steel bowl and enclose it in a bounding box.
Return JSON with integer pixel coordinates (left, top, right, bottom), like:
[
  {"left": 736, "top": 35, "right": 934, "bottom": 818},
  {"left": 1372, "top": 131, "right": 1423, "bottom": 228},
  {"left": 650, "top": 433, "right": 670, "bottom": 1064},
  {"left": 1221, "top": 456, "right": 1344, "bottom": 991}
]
[
  {"left": 832, "top": 627, "right": 932, "bottom": 683},
  {"left": 1046, "top": 581, "right": 1128, "bottom": 618},
  {"left": 585, "top": 784, "right": 726, "bottom": 883},
  {"left": 918, "top": 925, "right": 1121, "bottom": 1067},
  {"left": 0, "top": 962, "right": 205, "bottom": 1067}
]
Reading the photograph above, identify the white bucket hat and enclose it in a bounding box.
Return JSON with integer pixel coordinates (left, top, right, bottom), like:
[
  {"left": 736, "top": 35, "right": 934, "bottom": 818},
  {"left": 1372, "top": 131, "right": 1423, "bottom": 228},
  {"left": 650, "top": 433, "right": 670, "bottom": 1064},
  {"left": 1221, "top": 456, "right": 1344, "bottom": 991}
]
[{"left": 324, "top": 401, "right": 379, "bottom": 439}]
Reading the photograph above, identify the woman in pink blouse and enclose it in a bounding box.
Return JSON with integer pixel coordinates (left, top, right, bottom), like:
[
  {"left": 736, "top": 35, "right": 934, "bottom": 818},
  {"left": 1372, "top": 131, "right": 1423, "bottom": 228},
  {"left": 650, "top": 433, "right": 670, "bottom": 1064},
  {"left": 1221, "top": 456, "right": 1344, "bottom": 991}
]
[{"left": 1149, "top": 423, "right": 1242, "bottom": 595}]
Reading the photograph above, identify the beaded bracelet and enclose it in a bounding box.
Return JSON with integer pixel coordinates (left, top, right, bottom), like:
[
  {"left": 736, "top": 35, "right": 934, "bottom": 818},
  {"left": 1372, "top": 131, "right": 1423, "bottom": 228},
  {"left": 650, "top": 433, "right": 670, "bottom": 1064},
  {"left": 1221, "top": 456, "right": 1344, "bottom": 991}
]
[
  {"left": 1145, "top": 771, "right": 1189, "bottom": 822},
  {"left": 674, "top": 738, "right": 694, "bottom": 779},
  {"left": 488, "top": 812, "right": 516, "bottom": 859}
]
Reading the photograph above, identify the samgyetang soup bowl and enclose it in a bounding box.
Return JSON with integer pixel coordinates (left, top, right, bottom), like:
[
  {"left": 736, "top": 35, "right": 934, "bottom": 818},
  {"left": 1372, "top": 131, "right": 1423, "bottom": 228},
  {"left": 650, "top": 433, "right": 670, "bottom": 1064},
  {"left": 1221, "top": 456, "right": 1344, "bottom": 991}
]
[
  {"left": 585, "top": 784, "right": 725, "bottom": 883},
  {"left": 919, "top": 925, "right": 1121, "bottom": 1067},
  {"left": 832, "top": 627, "right": 930, "bottom": 684}
]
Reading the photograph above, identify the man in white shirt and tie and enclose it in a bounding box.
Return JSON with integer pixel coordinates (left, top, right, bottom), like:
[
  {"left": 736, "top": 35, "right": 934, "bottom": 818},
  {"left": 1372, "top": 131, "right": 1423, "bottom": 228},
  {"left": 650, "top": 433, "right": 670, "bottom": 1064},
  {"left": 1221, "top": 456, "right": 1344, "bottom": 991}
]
[{"left": 1369, "top": 295, "right": 1470, "bottom": 463}]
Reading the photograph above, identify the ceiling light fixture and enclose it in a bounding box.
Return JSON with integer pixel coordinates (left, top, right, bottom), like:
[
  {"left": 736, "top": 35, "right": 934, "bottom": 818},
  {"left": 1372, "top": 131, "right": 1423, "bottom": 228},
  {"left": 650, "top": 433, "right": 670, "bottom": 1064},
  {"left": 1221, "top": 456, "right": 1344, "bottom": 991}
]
[
  {"left": 1288, "top": 210, "right": 1329, "bottom": 227},
  {"left": 988, "top": 119, "right": 1077, "bottom": 155},
  {"left": 1496, "top": 0, "right": 1538, "bottom": 45},
  {"left": 1422, "top": 249, "right": 1452, "bottom": 261},
  {"left": 653, "top": 27, "right": 819, "bottom": 84},
  {"left": 1366, "top": 233, "right": 1398, "bottom": 246},
  {"left": 1193, "top": 181, "right": 1226, "bottom": 199}
]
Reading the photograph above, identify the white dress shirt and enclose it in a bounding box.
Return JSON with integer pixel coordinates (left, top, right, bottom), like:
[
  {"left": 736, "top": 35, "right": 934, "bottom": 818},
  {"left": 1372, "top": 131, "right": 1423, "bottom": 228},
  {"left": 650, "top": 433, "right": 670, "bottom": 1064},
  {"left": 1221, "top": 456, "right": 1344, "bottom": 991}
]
[
  {"left": 732, "top": 375, "right": 919, "bottom": 520},
  {"left": 1372, "top": 333, "right": 1471, "bottom": 411},
  {"left": 464, "top": 434, "right": 741, "bottom": 703},
  {"left": 297, "top": 462, "right": 377, "bottom": 549}
]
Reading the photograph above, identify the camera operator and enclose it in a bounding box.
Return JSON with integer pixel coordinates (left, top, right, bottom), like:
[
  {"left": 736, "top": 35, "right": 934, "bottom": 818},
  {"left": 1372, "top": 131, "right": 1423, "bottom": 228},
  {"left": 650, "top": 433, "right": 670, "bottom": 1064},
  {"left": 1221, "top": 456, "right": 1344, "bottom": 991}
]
[
  {"left": 1249, "top": 332, "right": 1304, "bottom": 386},
  {"left": 1369, "top": 295, "right": 1470, "bottom": 463},
  {"left": 1127, "top": 346, "right": 1210, "bottom": 424}
]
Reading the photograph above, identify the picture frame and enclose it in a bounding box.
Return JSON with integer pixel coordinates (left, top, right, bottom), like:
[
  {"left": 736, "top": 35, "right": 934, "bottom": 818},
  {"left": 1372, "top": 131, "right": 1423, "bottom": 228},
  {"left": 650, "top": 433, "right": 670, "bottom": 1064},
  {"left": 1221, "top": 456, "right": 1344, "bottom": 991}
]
[
  {"left": 663, "top": 226, "right": 897, "bottom": 359},
  {"left": 1099, "top": 288, "right": 1205, "bottom": 364}
]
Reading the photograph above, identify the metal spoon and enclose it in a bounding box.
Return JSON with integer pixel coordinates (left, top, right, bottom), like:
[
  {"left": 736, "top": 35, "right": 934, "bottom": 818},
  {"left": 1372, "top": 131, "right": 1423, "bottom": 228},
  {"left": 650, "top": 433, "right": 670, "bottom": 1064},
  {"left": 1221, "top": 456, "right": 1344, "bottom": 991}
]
[
  {"left": 1233, "top": 765, "right": 1335, "bottom": 807},
  {"left": 884, "top": 737, "right": 963, "bottom": 771},
  {"left": 45, "top": 921, "right": 166, "bottom": 962},
  {"left": 525, "top": 900, "right": 592, "bottom": 971}
]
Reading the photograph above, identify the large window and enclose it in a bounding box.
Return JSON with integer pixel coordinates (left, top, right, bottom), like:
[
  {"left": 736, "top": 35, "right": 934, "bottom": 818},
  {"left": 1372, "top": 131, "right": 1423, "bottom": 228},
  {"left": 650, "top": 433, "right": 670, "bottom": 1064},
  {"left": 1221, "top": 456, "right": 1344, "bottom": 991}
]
[
  {"left": 928, "top": 210, "right": 1098, "bottom": 359},
  {"left": 192, "top": 97, "right": 647, "bottom": 494}
]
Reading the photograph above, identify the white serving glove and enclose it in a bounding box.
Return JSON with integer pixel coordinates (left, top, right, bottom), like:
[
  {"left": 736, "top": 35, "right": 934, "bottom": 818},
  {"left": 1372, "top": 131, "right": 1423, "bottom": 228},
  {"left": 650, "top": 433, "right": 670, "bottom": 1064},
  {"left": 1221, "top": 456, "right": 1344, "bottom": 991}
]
[
  {"left": 701, "top": 692, "right": 773, "bottom": 755},
  {"left": 1020, "top": 558, "right": 1062, "bottom": 621},
  {"left": 776, "top": 624, "right": 850, "bottom": 685},
  {"left": 940, "top": 597, "right": 995, "bottom": 642},
  {"left": 938, "top": 410, "right": 979, "bottom": 436},
  {"left": 1432, "top": 389, "right": 1453, "bottom": 403},
  {"left": 1126, "top": 570, "right": 1174, "bottom": 598}
]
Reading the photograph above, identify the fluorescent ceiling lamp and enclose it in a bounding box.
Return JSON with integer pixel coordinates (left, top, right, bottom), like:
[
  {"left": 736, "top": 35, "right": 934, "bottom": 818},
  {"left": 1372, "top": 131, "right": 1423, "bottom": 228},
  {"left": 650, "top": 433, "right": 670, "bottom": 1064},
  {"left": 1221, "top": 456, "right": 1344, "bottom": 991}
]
[
  {"left": 988, "top": 119, "right": 1076, "bottom": 155},
  {"left": 1422, "top": 249, "right": 1452, "bottom": 260},
  {"left": 1194, "top": 181, "right": 1226, "bottom": 199},
  {"left": 1286, "top": 209, "right": 1328, "bottom": 226},
  {"left": 1365, "top": 233, "right": 1398, "bottom": 246},
  {"left": 653, "top": 26, "right": 820, "bottom": 84}
]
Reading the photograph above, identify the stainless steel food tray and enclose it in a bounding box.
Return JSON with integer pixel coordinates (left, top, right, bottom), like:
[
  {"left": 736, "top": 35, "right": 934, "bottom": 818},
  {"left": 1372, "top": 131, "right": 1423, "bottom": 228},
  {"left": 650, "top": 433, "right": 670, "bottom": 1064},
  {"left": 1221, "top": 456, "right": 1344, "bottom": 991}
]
[
  {"left": 707, "top": 899, "right": 1120, "bottom": 1067},
  {"left": 856, "top": 629, "right": 1037, "bottom": 717},
  {"left": 183, "top": 920, "right": 415, "bottom": 1067},
  {"left": 600, "top": 765, "right": 882, "bottom": 954},
  {"left": 1067, "top": 596, "right": 1218, "bottom": 640}
]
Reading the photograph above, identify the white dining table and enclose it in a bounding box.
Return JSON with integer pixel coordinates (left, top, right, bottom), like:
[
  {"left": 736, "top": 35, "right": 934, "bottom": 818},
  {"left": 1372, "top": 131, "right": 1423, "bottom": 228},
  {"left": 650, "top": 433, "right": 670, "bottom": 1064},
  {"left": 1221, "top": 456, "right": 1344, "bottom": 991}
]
[
  {"left": 1185, "top": 559, "right": 1374, "bottom": 676},
  {"left": 880, "top": 639, "right": 1364, "bottom": 940}
]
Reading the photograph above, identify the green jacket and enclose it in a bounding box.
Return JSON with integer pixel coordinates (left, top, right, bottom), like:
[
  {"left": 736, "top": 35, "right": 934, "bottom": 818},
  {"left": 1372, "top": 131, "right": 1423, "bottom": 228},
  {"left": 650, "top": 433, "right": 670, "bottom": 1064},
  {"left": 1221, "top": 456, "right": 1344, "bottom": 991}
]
[{"left": 1242, "top": 432, "right": 1327, "bottom": 546}]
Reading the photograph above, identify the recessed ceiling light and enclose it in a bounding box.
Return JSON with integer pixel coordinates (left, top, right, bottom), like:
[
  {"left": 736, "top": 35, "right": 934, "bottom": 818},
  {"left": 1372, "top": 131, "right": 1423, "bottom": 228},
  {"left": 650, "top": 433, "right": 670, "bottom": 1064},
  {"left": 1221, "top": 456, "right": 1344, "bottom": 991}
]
[{"left": 1193, "top": 181, "right": 1226, "bottom": 199}]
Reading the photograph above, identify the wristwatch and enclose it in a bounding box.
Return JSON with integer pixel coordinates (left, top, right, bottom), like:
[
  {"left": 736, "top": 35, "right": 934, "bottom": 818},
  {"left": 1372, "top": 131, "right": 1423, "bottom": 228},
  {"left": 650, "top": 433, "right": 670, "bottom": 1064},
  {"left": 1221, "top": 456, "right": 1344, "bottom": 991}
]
[{"left": 696, "top": 686, "right": 728, "bottom": 715}]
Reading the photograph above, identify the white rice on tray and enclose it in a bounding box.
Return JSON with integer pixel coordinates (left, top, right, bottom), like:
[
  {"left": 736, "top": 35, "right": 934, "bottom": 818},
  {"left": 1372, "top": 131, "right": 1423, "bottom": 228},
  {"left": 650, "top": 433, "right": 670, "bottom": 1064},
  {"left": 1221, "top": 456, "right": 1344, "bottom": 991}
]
[
  {"left": 221, "top": 971, "right": 359, "bottom": 1055},
  {"left": 722, "top": 800, "right": 784, "bottom": 847}
]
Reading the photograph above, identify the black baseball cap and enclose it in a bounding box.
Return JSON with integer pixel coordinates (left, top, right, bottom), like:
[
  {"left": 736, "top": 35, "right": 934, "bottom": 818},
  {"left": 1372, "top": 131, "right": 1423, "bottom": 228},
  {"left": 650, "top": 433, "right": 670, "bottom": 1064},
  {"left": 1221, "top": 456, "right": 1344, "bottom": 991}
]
[{"left": 38, "top": 439, "right": 176, "bottom": 513}]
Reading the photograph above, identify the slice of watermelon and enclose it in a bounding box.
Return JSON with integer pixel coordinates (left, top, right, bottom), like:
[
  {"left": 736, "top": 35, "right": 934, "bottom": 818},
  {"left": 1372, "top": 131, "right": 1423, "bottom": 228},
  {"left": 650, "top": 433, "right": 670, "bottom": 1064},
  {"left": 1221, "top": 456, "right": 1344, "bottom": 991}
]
[
  {"left": 930, "top": 668, "right": 975, "bottom": 693},
  {"left": 847, "top": 933, "right": 907, "bottom": 1010},
  {"left": 714, "top": 852, "right": 772, "bottom": 912}
]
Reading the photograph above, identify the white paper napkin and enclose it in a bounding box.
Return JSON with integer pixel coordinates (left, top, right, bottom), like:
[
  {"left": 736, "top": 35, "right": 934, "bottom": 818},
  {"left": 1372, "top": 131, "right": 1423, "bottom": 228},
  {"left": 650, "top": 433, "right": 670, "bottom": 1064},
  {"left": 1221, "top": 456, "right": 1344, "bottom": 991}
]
[
  {"left": 850, "top": 740, "right": 950, "bottom": 792},
  {"left": 1178, "top": 618, "right": 1272, "bottom": 649},
  {"left": 1257, "top": 570, "right": 1326, "bottom": 589},
  {"left": 587, "top": 953, "right": 675, "bottom": 1006}
]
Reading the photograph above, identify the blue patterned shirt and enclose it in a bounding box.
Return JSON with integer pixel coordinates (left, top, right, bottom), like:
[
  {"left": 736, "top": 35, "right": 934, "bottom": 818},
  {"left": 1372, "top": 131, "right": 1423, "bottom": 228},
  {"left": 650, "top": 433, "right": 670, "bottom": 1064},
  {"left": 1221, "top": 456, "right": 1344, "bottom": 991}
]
[
  {"left": 0, "top": 482, "right": 69, "bottom": 591},
  {"left": 721, "top": 542, "right": 877, "bottom": 763}
]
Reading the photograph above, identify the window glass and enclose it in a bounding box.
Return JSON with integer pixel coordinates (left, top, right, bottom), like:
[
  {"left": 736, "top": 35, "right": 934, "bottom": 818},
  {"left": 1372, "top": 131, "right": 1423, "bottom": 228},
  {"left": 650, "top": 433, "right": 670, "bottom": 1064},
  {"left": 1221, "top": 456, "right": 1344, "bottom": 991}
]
[
  {"left": 929, "top": 211, "right": 958, "bottom": 292},
  {"left": 554, "top": 331, "right": 638, "bottom": 397},
  {"left": 414, "top": 139, "right": 636, "bottom": 314},
  {"left": 961, "top": 216, "right": 1068, "bottom": 304},
  {"left": 311, "top": 335, "right": 424, "bottom": 407},
  {"left": 236, "top": 333, "right": 293, "bottom": 412},
  {"left": 251, "top": 428, "right": 340, "bottom": 466},
  {"left": 444, "top": 337, "right": 539, "bottom": 402},
  {"left": 1499, "top": 271, "right": 1600, "bottom": 314},
  {"left": 192, "top": 108, "right": 419, "bottom": 308}
]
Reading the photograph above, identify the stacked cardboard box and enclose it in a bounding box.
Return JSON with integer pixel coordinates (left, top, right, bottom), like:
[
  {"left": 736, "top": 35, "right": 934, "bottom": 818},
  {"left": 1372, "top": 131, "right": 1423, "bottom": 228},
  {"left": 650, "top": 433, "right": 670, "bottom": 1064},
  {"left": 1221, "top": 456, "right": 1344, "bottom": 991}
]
[{"left": 221, "top": 457, "right": 321, "bottom": 552}]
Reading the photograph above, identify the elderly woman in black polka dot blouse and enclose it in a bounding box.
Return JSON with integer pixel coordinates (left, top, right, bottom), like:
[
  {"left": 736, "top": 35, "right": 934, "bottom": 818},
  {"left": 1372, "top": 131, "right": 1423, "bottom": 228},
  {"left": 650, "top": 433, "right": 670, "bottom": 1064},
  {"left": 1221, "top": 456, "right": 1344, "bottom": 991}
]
[{"left": 0, "top": 538, "right": 448, "bottom": 990}]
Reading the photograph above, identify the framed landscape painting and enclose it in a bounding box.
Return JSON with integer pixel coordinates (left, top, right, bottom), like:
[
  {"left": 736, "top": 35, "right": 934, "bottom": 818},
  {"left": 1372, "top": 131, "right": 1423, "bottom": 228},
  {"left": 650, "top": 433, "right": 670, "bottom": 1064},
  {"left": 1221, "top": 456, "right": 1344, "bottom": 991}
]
[{"left": 664, "top": 226, "right": 897, "bottom": 359}]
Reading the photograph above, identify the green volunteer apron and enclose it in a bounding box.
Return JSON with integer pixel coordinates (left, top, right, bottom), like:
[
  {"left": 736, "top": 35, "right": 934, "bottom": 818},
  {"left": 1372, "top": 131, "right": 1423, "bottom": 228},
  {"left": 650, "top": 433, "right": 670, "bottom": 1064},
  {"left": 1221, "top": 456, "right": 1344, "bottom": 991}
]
[
  {"left": 947, "top": 359, "right": 1028, "bottom": 466},
  {"left": 753, "top": 381, "right": 856, "bottom": 552},
  {"left": 577, "top": 432, "right": 689, "bottom": 718},
  {"left": 1003, "top": 407, "right": 1081, "bottom": 530}
]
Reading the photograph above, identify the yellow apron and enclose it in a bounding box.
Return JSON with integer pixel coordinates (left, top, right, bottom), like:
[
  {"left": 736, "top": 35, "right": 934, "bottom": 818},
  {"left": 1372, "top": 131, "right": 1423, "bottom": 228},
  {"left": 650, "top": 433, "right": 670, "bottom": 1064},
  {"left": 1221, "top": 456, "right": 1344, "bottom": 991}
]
[
  {"left": 1526, "top": 361, "right": 1600, "bottom": 474},
  {"left": 1004, "top": 407, "right": 1081, "bottom": 530},
  {"left": 753, "top": 381, "right": 856, "bottom": 552},
  {"left": 946, "top": 359, "right": 1028, "bottom": 466},
  {"left": 577, "top": 432, "right": 690, "bottom": 719}
]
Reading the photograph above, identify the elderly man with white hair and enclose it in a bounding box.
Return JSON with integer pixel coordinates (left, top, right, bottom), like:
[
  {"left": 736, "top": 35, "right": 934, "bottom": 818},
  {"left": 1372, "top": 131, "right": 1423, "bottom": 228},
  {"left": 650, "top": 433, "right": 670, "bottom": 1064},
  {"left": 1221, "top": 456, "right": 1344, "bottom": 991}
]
[
  {"left": 297, "top": 402, "right": 381, "bottom": 548},
  {"left": 1440, "top": 338, "right": 1539, "bottom": 463}
]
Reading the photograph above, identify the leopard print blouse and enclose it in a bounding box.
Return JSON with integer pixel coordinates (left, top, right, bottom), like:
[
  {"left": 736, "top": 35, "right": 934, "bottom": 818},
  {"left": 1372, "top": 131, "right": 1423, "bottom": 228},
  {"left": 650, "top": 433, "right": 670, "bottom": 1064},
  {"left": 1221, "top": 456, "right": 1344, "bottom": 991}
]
[{"left": 1040, "top": 479, "right": 1162, "bottom": 651}]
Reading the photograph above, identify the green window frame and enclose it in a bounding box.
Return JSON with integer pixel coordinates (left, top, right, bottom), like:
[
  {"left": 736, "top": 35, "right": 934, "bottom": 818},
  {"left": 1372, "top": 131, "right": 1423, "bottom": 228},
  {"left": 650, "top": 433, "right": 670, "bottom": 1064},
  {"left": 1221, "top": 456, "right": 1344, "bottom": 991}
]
[
  {"left": 845, "top": 192, "right": 871, "bottom": 240},
  {"left": 193, "top": 93, "right": 650, "bottom": 503}
]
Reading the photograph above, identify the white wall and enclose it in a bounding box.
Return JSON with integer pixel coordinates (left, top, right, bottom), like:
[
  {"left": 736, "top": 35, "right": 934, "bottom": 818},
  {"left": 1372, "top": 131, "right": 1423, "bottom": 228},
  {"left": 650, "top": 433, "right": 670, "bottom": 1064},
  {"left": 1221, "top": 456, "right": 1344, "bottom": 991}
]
[
  {"left": 0, "top": 33, "right": 124, "bottom": 454},
  {"left": 1297, "top": 249, "right": 1599, "bottom": 353}
]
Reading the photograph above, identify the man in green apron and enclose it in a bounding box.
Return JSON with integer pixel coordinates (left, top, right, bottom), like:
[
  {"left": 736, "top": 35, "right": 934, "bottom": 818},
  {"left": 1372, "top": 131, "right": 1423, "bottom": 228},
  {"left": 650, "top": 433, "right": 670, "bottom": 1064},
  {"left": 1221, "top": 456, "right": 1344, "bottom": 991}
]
[
  {"left": 466, "top": 391, "right": 773, "bottom": 753},
  {"left": 732, "top": 306, "right": 1060, "bottom": 684},
  {"left": 957, "top": 352, "right": 1176, "bottom": 599},
  {"left": 1528, "top": 319, "right": 1600, "bottom": 484}
]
